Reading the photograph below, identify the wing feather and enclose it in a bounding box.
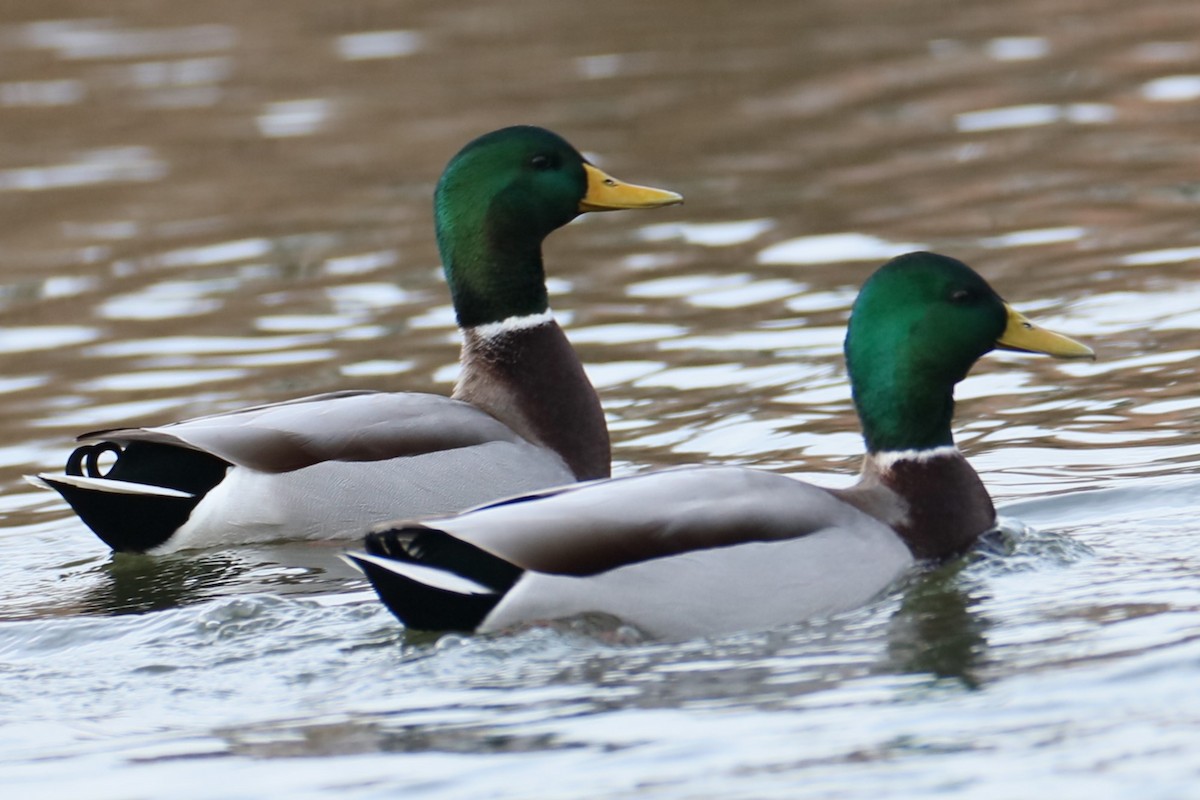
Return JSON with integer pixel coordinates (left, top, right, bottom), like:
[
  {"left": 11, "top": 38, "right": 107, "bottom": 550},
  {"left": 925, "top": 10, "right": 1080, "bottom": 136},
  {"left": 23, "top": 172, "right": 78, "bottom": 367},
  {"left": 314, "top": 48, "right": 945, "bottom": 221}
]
[
  {"left": 77, "top": 392, "right": 528, "bottom": 473},
  {"left": 426, "top": 466, "right": 897, "bottom": 576}
]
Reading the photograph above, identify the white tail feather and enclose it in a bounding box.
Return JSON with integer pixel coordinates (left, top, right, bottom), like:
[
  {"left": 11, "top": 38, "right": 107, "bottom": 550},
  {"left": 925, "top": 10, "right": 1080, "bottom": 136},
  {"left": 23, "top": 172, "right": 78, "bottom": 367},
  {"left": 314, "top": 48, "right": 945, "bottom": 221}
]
[
  {"left": 341, "top": 552, "right": 494, "bottom": 596},
  {"left": 33, "top": 473, "right": 194, "bottom": 499}
]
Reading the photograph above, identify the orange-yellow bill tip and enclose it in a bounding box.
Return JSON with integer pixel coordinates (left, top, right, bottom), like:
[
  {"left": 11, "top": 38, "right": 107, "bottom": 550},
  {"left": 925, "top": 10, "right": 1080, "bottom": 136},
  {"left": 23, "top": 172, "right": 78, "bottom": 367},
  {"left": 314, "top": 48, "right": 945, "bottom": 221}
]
[
  {"left": 997, "top": 305, "right": 1094, "bottom": 360},
  {"left": 579, "top": 163, "right": 683, "bottom": 212}
]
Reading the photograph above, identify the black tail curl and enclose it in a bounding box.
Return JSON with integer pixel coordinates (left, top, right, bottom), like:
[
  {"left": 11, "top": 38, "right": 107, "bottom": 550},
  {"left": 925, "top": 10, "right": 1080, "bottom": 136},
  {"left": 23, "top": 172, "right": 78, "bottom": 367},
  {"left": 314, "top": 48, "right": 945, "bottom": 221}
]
[
  {"left": 66, "top": 442, "right": 123, "bottom": 478},
  {"left": 50, "top": 441, "right": 232, "bottom": 553},
  {"left": 355, "top": 526, "right": 521, "bottom": 632}
]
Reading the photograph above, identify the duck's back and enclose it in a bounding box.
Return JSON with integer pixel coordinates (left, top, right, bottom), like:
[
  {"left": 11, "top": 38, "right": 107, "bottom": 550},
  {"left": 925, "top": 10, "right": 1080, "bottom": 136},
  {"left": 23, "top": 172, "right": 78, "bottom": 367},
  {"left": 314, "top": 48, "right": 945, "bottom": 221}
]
[{"left": 36, "top": 391, "right": 576, "bottom": 552}]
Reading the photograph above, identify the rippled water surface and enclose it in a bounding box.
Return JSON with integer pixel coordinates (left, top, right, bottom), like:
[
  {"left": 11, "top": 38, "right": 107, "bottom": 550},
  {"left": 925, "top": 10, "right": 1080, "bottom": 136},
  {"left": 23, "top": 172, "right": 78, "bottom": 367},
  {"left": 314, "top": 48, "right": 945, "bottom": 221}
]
[{"left": 3, "top": 0, "right": 1200, "bottom": 796}]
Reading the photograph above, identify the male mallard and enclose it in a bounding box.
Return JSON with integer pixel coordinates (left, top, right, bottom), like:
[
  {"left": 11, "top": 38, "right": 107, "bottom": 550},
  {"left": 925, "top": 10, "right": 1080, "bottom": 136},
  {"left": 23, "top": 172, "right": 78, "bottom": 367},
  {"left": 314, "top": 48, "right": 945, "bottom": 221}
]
[
  {"left": 33, "top": 126, "right": 682, "bottom": 553},
  {"left": 346, "top": 252, "right": 1094, "bottom": 640}
]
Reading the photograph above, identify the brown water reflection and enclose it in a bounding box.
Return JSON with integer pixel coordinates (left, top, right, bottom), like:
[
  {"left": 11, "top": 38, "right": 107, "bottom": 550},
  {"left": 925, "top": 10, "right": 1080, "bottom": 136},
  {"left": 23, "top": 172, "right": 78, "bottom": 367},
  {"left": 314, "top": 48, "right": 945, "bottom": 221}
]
[{"left": 2, "top": 0, "right": 1200, "bottom": 574}]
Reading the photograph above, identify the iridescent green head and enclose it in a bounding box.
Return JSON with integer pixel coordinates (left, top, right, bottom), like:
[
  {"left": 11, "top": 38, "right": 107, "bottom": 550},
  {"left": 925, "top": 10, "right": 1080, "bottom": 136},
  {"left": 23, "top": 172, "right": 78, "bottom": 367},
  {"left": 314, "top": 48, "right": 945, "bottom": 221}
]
[
  {"left": 434, "top": 126, "right": 681, "bottom": 328},
  {"left": 845, "top": 252, "right": 1092, "bottom": 453}
]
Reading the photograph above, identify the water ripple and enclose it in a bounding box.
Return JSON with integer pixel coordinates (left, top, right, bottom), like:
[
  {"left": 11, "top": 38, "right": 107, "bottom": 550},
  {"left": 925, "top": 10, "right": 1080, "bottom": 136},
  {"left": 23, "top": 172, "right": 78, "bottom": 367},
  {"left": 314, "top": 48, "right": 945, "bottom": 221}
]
[{"left": 758, "top": 233, "right": 925, "bottom": 265}]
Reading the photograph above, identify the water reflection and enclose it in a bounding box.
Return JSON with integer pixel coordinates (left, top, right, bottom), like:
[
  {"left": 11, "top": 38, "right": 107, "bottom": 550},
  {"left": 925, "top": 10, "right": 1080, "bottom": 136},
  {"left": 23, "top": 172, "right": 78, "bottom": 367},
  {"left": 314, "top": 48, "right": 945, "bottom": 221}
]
[
  {"left": 18, "top": 20, "right": 237, "bottom": 60},
  {"left": 985, "top": 37, "right": 1049, "bottom": 61},
  {"left": 3, "top": 0, "right": 1200, "bottom": 794},
  {"left": 71, "top": 545, "right": 359, "bottom": 618},
  {"left": 886, "top": 563, "right": 989, "bottom": 689},
  {"left": 0, "top": 147, "right": 166, "bottom": 192},
  {"left": 1140, "top": 74, "right": 1200, "bottom": 101},
  {"left": 638, "top": 219, "right": 774, "bottom": 247},
  {"left": 0, "top": 326, "right": 99, "bottom": 352},
  {"left": 758, "top": 233, "right": 925, "bottom": 266},
  {"left": 78, "top": 552, "right": 248, "bottom": 616},
  {"left": 954, "top": 103, "right": 1115, "bottom": 132},
  {"left": 256, "top": 99, "right": 332, "bottom": 138},
  {"left": 978, "top": 226, "right": 1085, "bottom": 249},
  {"left": 0, "top": 79, "right": 85, "bottom": 107},
  {"left": 334, "top": 30, "right": 423, "bottom": 61}
]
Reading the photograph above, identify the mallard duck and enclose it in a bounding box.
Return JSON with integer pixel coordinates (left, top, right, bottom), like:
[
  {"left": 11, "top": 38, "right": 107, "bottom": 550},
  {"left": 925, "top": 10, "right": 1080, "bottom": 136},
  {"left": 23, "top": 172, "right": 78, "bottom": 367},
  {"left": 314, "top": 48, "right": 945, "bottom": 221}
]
[
  {"left": 346, "top": 252, "right": 1094, "bottom": 640},
  {"left": 32, "top": 126, "right": 682, "bottom": 553}
]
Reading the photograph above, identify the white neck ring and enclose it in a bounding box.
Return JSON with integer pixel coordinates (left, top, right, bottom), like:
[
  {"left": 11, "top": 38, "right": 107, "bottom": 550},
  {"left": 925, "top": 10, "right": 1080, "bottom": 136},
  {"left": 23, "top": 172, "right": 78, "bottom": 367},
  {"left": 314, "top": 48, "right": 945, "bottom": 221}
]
[
  {"left": 870, "top": 445, "right": 960, "bottom": 472},
  {"left": 467, "top": 309, "right": 554, "bottom": 339}
]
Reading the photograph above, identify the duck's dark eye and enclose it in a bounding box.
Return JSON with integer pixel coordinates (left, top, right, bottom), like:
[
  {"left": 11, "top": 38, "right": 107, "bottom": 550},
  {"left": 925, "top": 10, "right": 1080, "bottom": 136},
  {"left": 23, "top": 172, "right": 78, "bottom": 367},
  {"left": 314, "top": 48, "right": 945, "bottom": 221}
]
[
  {"left": 950, "top": 288, "right": 975, "bottom": 304},
  {"left": 530, "top": 154, "right": 554, "bottom": 171}
]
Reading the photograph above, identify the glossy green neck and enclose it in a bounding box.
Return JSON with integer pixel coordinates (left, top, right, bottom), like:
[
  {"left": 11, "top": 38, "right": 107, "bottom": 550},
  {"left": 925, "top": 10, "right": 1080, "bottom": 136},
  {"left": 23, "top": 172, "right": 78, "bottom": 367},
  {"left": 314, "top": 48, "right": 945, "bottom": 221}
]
[
  {"left": 434, "top": 127, "right": 587, "bottom": 329},
  {"left": 851, "top": 365, "right": 958, "bottom": 453},
  {"left": 435, "top": 195, "right": 550, "bottom": 328},
  {"left": 844, "top": 253, "right": 1007, "bottom": 454}
]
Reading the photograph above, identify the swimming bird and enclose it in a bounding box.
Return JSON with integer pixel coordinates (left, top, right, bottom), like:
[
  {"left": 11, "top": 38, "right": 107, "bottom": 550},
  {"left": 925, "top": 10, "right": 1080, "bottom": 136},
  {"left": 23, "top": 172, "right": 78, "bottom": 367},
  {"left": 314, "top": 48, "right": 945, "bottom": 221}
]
[
  {"left": 346, "top": 252, "right": 1094, "bottom": 640},
  {"left": 33, "top": 126, "right": 682, "bottom": 554}
]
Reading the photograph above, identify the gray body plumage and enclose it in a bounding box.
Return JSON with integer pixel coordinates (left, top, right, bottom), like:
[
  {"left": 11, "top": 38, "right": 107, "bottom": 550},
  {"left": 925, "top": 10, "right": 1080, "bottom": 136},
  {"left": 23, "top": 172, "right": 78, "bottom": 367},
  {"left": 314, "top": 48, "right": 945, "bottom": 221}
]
[
  {"left": 36, "top": 390, "right": 576, "bottom": 553},
  {"left": 362, "top": 466, "right": 916, "bottom": 640}
]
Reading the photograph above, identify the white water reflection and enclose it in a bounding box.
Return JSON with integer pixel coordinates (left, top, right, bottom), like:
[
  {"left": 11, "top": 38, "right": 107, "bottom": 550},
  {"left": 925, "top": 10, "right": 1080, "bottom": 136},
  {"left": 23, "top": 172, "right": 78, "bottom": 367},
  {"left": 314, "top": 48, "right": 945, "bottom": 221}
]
[
  {"left": 322, "top": 251, "right": 398, "bottom": 276},
  {"left": 582, "top": 360, "right": 664, "bottom": 389},
  {"left": 666, "top": 415, "right": 820, "bottom": 459},
  {"left": 784, "top": 288, "right": 858, "bottom": 314},
  {"left": 335, "top": 324, "right": 388, "bottom": 341},
  {"left": 775, "top": 377, "right": 852, "bottom": 407},
  {"left": 634, "top": 363, "right": 797, "bottom": 391},
  {"left": 334, "top": 31, "right": 423, "bottom": 60},
  {"left": 628, "top": 273, "right": 747, "bottom": 299},
  {"left": 60, "top": 220, "right": 138, "bottom": 240},
  {"left": 0, "top": 79, "right": 85, "bottom": 106},
  {"left": 0, "top": 326, "right": 98, "bottom": 353},
  {"left": 156, "top": 239, "right": 273, "bottom": 269},
  {"left": 325, "top": 283, "right": 413, "bottom": 312},
  {"left": 1051, "top": 286, "right": 1200, "bottom": 335},
  {"left": 1056, "top": 349, "right": 1200, "bottom": 377},
  {"left": 639, "top": 219, "right": 774, "bottom": 247},
  {"left": 87, "top": 334, "right": 322, "bottom": 357},
  {"left": 405, "top": 304, "right": 458, "bottom": 330},
  {"left": 623, "top": 252, "right": 681, "bottom": 271},
  {"left": 955, "top": 103, "right": 1115, "bottom": 132},
  {"left": 79, "top": 369, "right": 247, "bottom": 392},
  {"left": 256, "top": 314, "right": 366, "bottom": 333},
  {"left": 758, "top": 233, "right": 924, "bottom": 266},
  {"left": 659, "top": 326, "right": 844, "bottom": 355},
  {"left": 0, "top": 147, "right": 166, "bottom": 192},
  {"left": 576, "top": 54, "right": 620, "bottom": 79},
  {"left": 980, "top": 227, "right": 1086, "bottom": 249},
  {"left": 18, "top": 20, "right": 237, "bottom": 60},
  {"left": 25, "top": 275, "right": 98, "bottom": 301},
  {"left": 257, "top": 99, "right": 331, "bottom": 138},
  {"left": 1140, "top": 75, "right": 1200, "bottom": 102},
  {"left": 32, "top": 397, "right": 194, "bottom": 428},
  {"left": 0, "top": 376, "right": 49, "bottom": 395},
  {"left": 691, "top": 278, "right": 801, "bottom": 309},
  {"left": 125, "top": 57, "right": 233, "bottom": 88},
  {"left": 568, "top": 322, "right": 687, "bottom": 345},
  {"left": 629, "top": 273, "right": 801, "bottom": 308},
  {"left": 215, "top": 349, "right": 338, "bottom": 368},
  {"left": 1130, "top": 396, "right": 1200, "bottom": 415},
  {"left": 986, "top": 36, "right": 1049, "bottom": 61},
  {"left": 339, "top": 359, "right": 416, "bottom": 377},
  {"left": 956, "top": 369, "right": 1056, "bottom": 400},
  {"left": 100, "top": 280, "right": 230, "bottom": 320},
  {"left": 1120, "top": 246, "right": 1200, "bottom": 266}
]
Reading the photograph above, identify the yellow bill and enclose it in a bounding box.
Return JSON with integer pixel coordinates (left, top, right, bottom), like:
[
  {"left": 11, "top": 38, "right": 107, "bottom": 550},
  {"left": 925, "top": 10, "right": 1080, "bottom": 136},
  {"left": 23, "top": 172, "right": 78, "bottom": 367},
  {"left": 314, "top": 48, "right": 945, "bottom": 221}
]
[
  {"left": 579, "top": 163, "right": 683, "bottom": 212},
  {"left": 997, "top": 305, "right": 1094, "bottom": 359}
]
